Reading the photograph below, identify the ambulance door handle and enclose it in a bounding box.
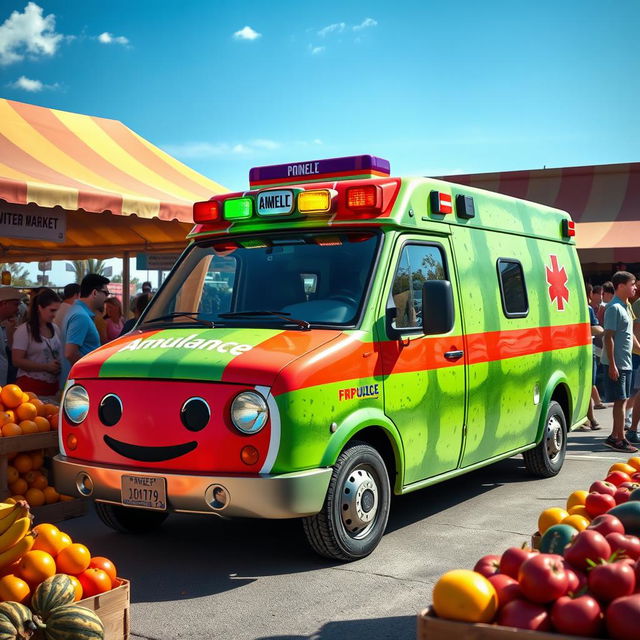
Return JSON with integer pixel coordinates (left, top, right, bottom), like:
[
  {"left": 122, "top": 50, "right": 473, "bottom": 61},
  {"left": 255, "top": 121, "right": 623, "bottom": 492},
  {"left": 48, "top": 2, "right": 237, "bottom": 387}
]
[{"left": 444, "top": 350, "right": 464, "bottom": 361}]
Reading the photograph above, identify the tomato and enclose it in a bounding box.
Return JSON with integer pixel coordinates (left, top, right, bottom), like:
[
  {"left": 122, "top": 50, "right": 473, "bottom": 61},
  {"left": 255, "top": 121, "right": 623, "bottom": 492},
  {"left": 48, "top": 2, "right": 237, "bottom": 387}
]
[
  {"left": 607, "top": 471, "right": 633, "bottom": 487},
  {"left": 487, "top": 574, "right": 522, "bottom": 608},
  {"left": 615, "top": 487, "right": 632, "bottom": 504},
  {"left": 587, "top": 514, "right": 625, "bottom": 537},
  {"left": 585, "top": 492, "right": 616, "bottom": 518},
  {"left": 88, "top": 556, "right": 117, "bottom": 584},
  {"left": 77, "top": 568, "right": 112, "bottom": 598},
  {"left": 564, "top": 529, "right": 611, "bottom": 571},
  {"left": 551, "top": 595, "right": 603, "bottom": 637},
  {"left": 517, "top": 553, "right": 568, "bottom": 603},
  {"left": 589, "top": 480, "right": 617, "bottom": 496},
  {"left": 497, "top": 599, "right": 550, "bottom": 631},
  {"left": 432, "top": 570, "right": 498, "bottom": 623},
  {"left": 589, "top": 561, "right": 636, "bottom": 602},
  {"left": 499, "top": 546, "right": 537, "bottom": 579},
  {"left": 606, "top": 533, "right": 640, "bottom": 560},
  {"left": 606, "top": 594, "right": 640, "bottom": 640}
]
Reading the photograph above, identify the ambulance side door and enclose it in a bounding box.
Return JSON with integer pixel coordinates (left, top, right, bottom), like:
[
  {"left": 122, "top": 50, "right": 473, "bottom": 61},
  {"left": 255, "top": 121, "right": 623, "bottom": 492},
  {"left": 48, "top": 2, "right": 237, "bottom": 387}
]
[{"left": 380, "top": 235, "right": 466, "bottom": 485}]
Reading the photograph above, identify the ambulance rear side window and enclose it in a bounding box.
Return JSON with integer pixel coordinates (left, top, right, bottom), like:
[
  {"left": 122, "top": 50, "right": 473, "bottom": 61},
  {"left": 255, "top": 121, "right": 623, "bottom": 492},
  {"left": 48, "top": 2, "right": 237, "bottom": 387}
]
[{"left": 497, "top": 259, "right": 528, "bottom": 318}]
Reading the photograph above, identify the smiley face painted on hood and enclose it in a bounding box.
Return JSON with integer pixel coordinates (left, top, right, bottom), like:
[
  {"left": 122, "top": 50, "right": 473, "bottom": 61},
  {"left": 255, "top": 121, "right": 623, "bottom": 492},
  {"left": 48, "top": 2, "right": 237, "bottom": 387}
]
[{"left": 61, "top": 379, "right": 273, "bottom": 474}]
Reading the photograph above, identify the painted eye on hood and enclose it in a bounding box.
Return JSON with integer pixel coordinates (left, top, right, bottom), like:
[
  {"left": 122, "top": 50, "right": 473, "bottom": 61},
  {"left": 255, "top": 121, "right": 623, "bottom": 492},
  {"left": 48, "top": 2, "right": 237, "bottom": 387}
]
[
  {"left": 180, "top": 397, "right": 210, "bottom": 432},
  {"left": 99, "top": 394, "right": 122, "bottom": 426}
]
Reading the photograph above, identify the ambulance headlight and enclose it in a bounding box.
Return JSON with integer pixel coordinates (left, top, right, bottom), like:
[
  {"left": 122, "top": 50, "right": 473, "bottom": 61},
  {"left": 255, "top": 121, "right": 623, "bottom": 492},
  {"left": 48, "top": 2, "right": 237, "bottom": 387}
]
[
  {"left": 64, "top": 384, "right": 90, "bottom": 425},
  {"left": 231, "top": 391, "right": 268, "bottom": 434}
]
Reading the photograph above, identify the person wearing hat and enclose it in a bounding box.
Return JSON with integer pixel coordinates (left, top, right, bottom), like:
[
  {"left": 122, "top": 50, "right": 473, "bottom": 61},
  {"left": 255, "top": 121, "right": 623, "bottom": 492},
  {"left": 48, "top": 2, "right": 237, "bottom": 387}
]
[{"left": 0, "top": 286, "right": 21, "bottom": 386}]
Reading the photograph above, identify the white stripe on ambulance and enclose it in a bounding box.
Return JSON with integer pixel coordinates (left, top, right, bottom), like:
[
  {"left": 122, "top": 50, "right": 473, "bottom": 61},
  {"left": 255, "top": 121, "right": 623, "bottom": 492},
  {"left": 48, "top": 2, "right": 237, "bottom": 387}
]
[{"left": 118, "top": 334, "right": 254, "bottom": 356}]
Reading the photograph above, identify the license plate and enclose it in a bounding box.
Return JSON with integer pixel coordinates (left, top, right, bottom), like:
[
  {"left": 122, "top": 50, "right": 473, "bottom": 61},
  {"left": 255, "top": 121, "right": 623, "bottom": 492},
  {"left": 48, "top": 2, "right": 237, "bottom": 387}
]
[{"left": 121, "top": 475, "right": 167, "bottom": 511}]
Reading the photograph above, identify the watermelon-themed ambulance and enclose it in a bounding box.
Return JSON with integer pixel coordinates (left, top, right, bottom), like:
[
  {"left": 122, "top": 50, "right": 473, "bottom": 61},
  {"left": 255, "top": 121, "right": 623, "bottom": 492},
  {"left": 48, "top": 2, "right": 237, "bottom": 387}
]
[{"left": 53, "top": 155, "right": 590, "bottom": 560}]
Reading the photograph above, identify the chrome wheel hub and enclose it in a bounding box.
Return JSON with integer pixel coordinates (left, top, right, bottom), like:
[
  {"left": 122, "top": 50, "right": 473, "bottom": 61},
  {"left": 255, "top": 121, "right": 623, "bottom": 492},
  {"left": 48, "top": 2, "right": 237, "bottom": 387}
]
[
  {"left": 340, "top": 466, "right": 379, "bottom": 538},
  {"left": 546, "top": 415, "right": 563, "bottom": 461}
]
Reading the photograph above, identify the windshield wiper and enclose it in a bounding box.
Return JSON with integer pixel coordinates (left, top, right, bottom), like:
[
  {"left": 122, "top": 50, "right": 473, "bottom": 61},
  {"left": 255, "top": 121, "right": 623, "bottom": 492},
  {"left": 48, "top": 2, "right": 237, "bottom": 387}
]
[
  {"left": 143, "top": 312, "right": 215, "bottom": 328},
  {"left": 218, "top": 310, "right": 311, "bottom": 331}
]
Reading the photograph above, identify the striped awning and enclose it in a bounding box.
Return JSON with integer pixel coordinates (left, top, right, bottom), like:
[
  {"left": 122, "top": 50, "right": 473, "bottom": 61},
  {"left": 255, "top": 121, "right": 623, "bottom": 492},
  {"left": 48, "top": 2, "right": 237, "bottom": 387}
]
[
  {"left": 0, "top": 98, "right": 227, "bottom": 261},
  {"left": 439, "top": 163, "right": 640, "bottom": 259}
]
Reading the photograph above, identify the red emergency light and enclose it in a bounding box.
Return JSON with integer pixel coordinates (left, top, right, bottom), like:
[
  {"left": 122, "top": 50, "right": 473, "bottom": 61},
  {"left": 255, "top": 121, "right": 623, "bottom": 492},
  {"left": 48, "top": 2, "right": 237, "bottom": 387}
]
[
  {"left": 345, "top": 185, "right": 382, "bottom": 213},
  {"left": 562, "top": 219, "right": 576, "bottom": 238},
  {"left": 193, "top": 200, "right": 221, "bottom": 223}
]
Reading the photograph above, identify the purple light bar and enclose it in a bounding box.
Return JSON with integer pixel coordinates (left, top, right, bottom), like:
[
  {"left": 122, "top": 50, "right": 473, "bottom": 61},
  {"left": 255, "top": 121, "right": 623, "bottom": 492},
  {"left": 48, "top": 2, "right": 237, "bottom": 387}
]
[{"left": 249, "top": 154, "right": 391, "bottom": 187}]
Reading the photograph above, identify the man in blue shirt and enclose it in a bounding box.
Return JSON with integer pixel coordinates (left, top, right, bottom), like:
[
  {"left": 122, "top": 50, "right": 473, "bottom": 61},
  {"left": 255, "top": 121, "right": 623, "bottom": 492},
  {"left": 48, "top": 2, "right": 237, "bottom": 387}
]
[
  {"left": 61, "top": 273, "right": 111, "bottom": 386},
  {"left": 602, "top": 271, "right": 640, "bottom": 452}
]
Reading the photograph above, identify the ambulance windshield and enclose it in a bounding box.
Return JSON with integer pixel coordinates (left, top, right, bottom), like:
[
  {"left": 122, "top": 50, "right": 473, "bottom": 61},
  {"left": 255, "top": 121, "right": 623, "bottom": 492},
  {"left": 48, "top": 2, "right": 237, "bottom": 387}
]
[{"left": 143, "top": 230, "right": 380, "bottom": 328}]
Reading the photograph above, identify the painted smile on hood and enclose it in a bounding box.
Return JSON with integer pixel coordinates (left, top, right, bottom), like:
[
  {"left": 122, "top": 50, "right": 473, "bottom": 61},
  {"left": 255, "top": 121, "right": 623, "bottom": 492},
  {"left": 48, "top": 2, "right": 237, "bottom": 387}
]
[{"left": 103, "top": 435, "right": 197, "bottom": 462}]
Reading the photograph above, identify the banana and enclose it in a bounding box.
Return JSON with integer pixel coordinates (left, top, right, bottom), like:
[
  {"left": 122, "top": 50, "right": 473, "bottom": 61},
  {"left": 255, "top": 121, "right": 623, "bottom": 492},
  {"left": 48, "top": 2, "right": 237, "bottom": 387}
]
[
  {"left": 0, "top": 503, "right": 24, "bottom": 536},
  {"left": 0, "top": 503, "right": 17, "bottom": 521},
  {"left": 0, "top": 516, "right": 30, "bottom": 554},
  {"left": 0, "top": 534, "right": 34, "bottom": 570}
]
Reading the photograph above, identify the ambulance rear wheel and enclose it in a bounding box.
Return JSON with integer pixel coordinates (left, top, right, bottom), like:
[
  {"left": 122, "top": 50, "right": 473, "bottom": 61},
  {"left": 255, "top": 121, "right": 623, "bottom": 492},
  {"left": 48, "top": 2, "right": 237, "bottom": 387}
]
[
  {"left": 95, "top": 501, "right": 169, "bottom": 534},
  {"left": 302, "top": 442, "right": 391, "bottom": 561},
  {"left": 523, "top": 400, "right": 567, "bottom": 478}
]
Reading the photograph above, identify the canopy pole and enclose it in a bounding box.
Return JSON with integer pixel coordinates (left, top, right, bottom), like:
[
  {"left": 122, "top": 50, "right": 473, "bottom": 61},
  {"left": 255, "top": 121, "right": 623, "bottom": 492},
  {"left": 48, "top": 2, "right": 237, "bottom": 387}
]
[{"left": 123, "top": 251, "right": 131, "bottom": 318}]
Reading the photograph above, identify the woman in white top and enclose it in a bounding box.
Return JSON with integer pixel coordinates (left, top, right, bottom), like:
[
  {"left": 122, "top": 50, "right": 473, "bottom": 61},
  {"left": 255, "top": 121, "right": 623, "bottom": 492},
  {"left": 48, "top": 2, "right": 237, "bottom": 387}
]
[{"left": 12, "top": 288, "right": 62, "bottom": 400}]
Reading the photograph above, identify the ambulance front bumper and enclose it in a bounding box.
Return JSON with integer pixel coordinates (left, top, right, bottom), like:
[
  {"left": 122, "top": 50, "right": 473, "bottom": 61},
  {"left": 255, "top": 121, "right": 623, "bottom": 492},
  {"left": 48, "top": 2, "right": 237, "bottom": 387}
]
[{"left": 52, "top": 455, "right": 332, "bottom": 519}]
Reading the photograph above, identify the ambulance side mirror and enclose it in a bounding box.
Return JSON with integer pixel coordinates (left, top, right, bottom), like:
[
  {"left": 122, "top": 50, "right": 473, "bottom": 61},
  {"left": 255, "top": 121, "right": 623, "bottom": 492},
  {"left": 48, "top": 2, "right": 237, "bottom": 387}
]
[{"left": 422, "top": 280, "right": 454, "bottom": 335}]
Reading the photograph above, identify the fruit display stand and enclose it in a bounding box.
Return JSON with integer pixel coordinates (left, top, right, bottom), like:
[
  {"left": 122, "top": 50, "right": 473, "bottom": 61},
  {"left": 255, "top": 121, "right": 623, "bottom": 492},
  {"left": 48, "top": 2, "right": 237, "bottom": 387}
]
[
  {"left": 0, "top": 431, "right": 88, "bottom": 524},
  {"left": 75, "top": 578, "right": 130, "bottom": 640},
  {"left": 418, "top": 607, "right": 587, "bottom": 640}
]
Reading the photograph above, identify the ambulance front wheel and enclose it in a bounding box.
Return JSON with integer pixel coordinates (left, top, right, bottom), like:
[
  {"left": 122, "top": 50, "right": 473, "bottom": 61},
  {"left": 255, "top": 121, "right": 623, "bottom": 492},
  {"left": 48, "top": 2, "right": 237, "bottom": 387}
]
[
  {"left": 94, "top": 501, "right": 169, "bottom": 534},
  {"left": 523, "top": 400, "right": 567, "bottom": 478},
  {"left": 302, "top": 442, "right": 391, "bottom": 561}
]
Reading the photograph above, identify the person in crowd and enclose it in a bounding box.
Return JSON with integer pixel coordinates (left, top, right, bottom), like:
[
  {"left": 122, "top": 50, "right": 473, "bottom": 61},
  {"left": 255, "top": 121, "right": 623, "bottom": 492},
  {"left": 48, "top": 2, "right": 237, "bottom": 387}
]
[
  {"left": 60, "top": 273, "right": 110, "bottom": 387},
  {"left": 54, "top": 283, "right": 80, "bottom": 330},
  {"left": 103, "top": 296, "right": 124, "bottom": 342},
  {"left": 595, "top": 281, "right": 615, "bottom": 401},
  {"left": 591, "top": 285, "right": 603, "bottom": 313},
  {"left": 130, "top": 281, "right": 153, "bottom": 313},
  {"left": 0, "top": 286, "right": 21, "bottom": 386},
  {"left": 11, "top": 288, "right": 62, "bottom": 401},
  {"left": 120, "top": 292, "right": 151, "bottom": 335},
  {"left": 601, "top": 271, "right": 640, "bottom": 452},
  {"left": 597, "top": 281, "right": 615, "bottom": 324},
  {"left": 580, "top": 284, "right": 604, "bottom": 431}
]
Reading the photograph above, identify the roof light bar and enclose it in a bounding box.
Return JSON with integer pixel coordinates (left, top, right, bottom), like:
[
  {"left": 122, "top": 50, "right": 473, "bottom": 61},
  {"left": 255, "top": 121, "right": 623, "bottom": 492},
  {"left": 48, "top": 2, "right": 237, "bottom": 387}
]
[
  {"left": 346, "top": 185, "right": 382, "bottom": 213},
  {"left": 224, "top": 197, "right": 253, "bottom": 220},
  {"left": 298, "top": 189, "right": 333, "bottom": 214},
  {"left": 193, "top": 200, "right": 221, "bottom": 223}
]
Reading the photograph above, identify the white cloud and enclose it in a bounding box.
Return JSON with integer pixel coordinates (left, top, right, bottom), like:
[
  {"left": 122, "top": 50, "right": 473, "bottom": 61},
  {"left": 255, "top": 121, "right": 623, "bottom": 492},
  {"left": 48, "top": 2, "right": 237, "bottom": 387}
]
[
  {"left": 353, "top": 18, "right": 377, "bottom": 31},
  {"left": 233, "top": 26, "right": 261, "bottom": 41},
  {"left": 309, "top": 45, "right": 325, "bottom": 55},
  {"left": 162, "top": 139, "right": 280, "bottom": 159},
  {"left": 0, "top": 2, "right": 64, "bottom": 66},
  {"left": 318, "top": 22, "right": 345, "bottom": 37},
  {"left": 8, "top": 75, "right": 58, "bottom": 92},
  {"left": 98, "top": 31, "right": 129, "bottom": 46},
  {"left": 251, "top": 139, "right": 280, "bottom": 150}
]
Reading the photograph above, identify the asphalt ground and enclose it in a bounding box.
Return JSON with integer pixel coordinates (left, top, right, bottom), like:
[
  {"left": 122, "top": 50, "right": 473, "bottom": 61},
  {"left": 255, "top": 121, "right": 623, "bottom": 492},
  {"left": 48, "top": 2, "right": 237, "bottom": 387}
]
[{"left": 59, "top": 404, "right": 631, "bottom": 640}]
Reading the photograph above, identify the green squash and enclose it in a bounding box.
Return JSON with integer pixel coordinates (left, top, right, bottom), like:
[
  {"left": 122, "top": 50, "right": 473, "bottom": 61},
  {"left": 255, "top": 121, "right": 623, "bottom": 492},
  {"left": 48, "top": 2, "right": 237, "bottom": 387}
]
[
  {"left": 539, "top": 523, "right": 578, "bottom": 554},
  {"left": 44, "top": 605, "right": 104, "bottom": 640},
  {"left": 31, "top": 574, "right": 76, "bottom": 620},
  {"left": 0, "top": 603, "right": 34, "bottom": 636},
  {"left": 607, "top": 501, "right": 640, "bottom": 536}
]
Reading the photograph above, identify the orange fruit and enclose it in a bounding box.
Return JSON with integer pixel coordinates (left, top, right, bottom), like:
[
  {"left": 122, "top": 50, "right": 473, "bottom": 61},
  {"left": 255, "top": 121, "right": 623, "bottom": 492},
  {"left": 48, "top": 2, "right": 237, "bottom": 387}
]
[
  {"left": 24, "top": 488, "right": 45, "bottom": 508},
  {"left": 20, "top": 393, "right": 29, "bottom": 404},
  {"left": 25, "top": 392, "right": 38, "bottom": 400},
  {"left": 48, "top": 413, "right": 59, "bottom": 430},
  {"left": 566, "top": 490, "right": 589, "bottom": 510},
  {"left": 561, "top": 514, "right": 590, "bottom": 530},
  {"left": 68, "top": 574, "right": 82, "bottom": 601},
  {"left": 0, "top": 574, "right": 30, "bottom": 603},
  {"left": 627, "top": 456, "right": 640, "bottom": 472},
  {"left": 0, "top": 411, "right": 11, "bottom": 426},
  {"left": 42, "top": 486, "right": 59, "bottom": 504},
  {"left": 43, "top": 404, "right": 58, "bottom": 417},
  {"left": 13, "top": 454, "right": 32, "bottom": 474},
  {"left": 18, "top": 420, "right": 37, "bottom": 435},
  {"left": 2, "top": 422, "right": 21, "bottom": 437},
  {"left": 15, "top": 403, "right": 37, "bottom": 421},
  {"left": 432, "top": 569, "right": 498, "bottom": 623},
  {"left": 1, "top": 385, "right": 24, "bottom": 409},
  {"left": 33, "top": 417, "right": 50, "bottom": 433},
  {"left": 17, "top": 550, "right": 56, "bottom": 585},
  {"left": 9, "top": 479, "right": 27, "bottom": 496},
  {"left": 609, "top": 462, "right": 638, "bottom": 476},
  {"left": 31, "top": 399, "right": 46, "bottom": 417},
  {"left": 538, "top": 507, "right": 570, "bottom": 535},
  {"left": 30, "top": 475, "right": 48, "bottom": 491},
  {"left": 568, "top": 505, "right": 591, "bottom": 519},
  {"left": 58, "top": 532, "right": 72, "bottom": 546},
  {"left": 32, "top": 524, "right": 67, "bottom": 556},
  {"left": 55, "top": 543, "right": 90, "bottom": 575},
  {"left": 6, "top": 466, "right": 18, "bottom": 484},
  {"left": 30, "top": 451, "right": 44, "bottom": 470}
]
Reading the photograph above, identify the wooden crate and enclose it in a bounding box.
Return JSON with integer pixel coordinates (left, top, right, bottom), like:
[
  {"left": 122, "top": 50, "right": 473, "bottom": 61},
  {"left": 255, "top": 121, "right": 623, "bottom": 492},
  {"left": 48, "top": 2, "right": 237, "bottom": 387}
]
[
  {"left": 531, "top": 531, "right": 541, "bottom": 550},
  {"left": 418, "top": 608, "right": 588, "bottom": 640},
  {"left": 76, "top": 578, "right": 130, "bottom": 640},
  {"left": 32, "top": 497, "right": 89, "bottom": 525}
]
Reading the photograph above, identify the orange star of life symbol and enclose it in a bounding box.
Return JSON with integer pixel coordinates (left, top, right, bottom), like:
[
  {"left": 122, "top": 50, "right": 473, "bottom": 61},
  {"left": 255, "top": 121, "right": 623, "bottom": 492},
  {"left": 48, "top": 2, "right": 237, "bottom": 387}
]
[{"left": 546, "top": 255, "right": 569, "bottom": 311}]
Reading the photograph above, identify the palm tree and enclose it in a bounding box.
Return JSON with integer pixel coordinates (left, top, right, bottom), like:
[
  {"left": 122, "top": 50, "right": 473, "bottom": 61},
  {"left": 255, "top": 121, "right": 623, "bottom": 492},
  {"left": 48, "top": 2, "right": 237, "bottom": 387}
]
[
  {"left": 0, "top": 263, "right": 35, "bottom": 287},
  {"left": 65, "top": 259, "right": 109, "bottom": 282}
]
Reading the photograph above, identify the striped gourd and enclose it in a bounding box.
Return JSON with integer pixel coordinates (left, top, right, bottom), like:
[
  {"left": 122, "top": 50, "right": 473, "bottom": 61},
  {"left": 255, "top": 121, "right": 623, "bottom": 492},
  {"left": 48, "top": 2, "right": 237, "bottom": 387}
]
[
  {"left": 31, "top": 575, "right": 76, "bottom": 620},
  {"left": 44, "top": 605, "right": 104, "bottom": 640},
  {"left": 0, "top": 603, "right": 34, "bottom": 634},
  {"left": 0, "top": 613, "right": 19, "bottom": 640}
]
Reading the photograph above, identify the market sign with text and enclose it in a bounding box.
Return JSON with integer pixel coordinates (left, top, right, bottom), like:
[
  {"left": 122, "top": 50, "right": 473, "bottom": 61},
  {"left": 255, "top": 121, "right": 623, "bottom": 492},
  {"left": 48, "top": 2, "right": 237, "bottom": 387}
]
[{"left": 0, "top": 208, "right": 66, "bottom": 243}]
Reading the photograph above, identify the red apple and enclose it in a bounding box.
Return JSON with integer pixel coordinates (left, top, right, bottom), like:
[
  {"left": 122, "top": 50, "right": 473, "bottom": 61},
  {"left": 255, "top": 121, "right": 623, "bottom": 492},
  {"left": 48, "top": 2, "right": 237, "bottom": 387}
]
[
  {"left": 589, "top": 561, "right": 636, "bottom": 602},
  {"left": 488, "top": 573, "right": 522, "bottom": 608},
  {"left": 499, "top": 546, "right": 537, "bottom": 579},
  {"left": 606, "top": 471, "right": 633, "bottom": 486},
  {"left": 473, "top": 554, "right": 501, "bottom": 577},
  {"left": 589, "top": 480, "right": 617, "bottom": 496},
  {"left": 551, "top": 595, "right": 603, "bottom": 637},
  {"left": 562, "top": 561, "right": 587, "bottom": 594},
  {"left": 585, "top": 492, "right": 617, "bottom": 517},
  {"left": 606, "top": 594, "right": 640, "bottom": 640},
  {"left": 615, "top": 487, "right": 632, "bottom": 505},
  {"left": 587, "top": 513, "right": 625, "bottom": 537},
  {"left": 518, "top": 554, "right": 569, "bottom": 603},
  {"left": 564, "top": 529, "right": 612, "bottom": 571},
  {"left": 607, "top": 533, "right": 640, "bottom": 560},
  {"left": 497, "top": 599, "right": 550, "bottom": 631}
]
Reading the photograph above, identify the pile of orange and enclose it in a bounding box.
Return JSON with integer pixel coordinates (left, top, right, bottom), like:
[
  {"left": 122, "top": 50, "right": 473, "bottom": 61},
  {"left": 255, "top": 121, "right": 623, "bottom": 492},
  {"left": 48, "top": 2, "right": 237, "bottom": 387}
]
[
  {"left": 0, "top": 384, "right": 58, "bottom": 437},
  {"left": 6, "top": 449, "right": 72, "bottom": 507},
  {"left": 0, "top": 522, "right": 119, "bottom": 604}
]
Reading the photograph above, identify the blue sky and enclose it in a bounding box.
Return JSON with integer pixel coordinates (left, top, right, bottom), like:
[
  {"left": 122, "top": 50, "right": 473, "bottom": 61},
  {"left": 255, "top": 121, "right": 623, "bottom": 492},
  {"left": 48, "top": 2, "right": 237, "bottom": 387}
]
[{"left": 1, "top": 0, "right": 639, "bottom": 285}]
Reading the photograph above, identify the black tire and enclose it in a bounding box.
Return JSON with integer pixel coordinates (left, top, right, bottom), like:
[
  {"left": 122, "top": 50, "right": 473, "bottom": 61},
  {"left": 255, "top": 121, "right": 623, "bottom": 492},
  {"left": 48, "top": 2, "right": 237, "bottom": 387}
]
[
  {"left": 95, "top": 501, "right": 169, "bottom": 534},
  {"left": 523, "top": 400, "right": 567, "bottom": 478},
  {"left": 302, "top": 442, "right": 391, "bottom": 561}
]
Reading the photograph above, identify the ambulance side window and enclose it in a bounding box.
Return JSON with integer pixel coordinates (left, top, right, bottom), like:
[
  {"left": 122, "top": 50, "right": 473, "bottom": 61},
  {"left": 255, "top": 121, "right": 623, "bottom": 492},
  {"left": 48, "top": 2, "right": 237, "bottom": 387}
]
[
  {"left": 390, "top": 244, "right": 446, "bottom": 330},
  {"left": 497, "top": 258, "right": 528, "bottom": 318}
]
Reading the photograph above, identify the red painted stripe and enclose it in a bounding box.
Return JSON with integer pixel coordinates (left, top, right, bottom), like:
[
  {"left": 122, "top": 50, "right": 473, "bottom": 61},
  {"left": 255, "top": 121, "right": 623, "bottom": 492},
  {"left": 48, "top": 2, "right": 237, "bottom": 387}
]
[{"left": 0, "top": 177, "right": 27, "bottom": 205}]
